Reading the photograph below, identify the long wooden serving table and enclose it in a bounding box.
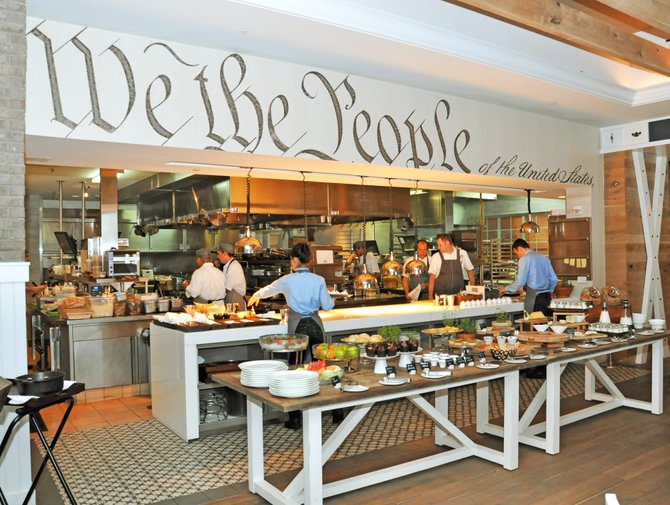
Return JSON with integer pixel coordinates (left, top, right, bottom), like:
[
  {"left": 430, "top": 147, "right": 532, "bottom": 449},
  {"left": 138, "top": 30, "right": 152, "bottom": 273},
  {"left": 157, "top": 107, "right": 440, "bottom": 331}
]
[
  {"left": 213, "top": 363, "right": 520, "bottom": 505},
  {"left": 477, "top": 330, "right": 666, "bottom": 455}
]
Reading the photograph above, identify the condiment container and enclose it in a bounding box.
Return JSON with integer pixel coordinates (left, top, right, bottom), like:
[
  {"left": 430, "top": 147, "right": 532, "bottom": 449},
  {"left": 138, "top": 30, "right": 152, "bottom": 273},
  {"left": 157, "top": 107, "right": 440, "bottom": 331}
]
[
  {"left": 157, "top": 297, "right": 171, "bottom": 312},
  {"left": 90, "top": 296, "right": 114, "bottom": 318}
]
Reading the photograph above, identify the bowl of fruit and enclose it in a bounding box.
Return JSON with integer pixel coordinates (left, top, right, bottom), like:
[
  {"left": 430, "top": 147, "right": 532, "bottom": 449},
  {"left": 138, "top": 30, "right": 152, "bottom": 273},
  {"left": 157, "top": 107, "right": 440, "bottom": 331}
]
[
  {"left": 312, "top": 342, "right": 360, "bottom": 361},
  {"left": 300, "top": 361, "right": 345, "bottom": 384},
  {"left": 259, "top": 333, "right": 309, "bottom": 351}
]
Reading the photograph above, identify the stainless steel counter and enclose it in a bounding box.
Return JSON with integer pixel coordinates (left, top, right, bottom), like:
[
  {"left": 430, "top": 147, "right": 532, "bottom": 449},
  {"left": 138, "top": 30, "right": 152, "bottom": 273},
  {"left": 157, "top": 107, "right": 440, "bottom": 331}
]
[{"left": 32, "top": 308, "right": 156, "bottom": 389}]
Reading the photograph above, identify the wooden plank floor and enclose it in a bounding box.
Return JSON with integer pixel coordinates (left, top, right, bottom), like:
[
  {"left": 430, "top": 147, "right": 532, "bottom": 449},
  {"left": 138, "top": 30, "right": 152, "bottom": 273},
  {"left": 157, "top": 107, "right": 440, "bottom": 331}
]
[{"left": 202, "top": 359, "right": 670, "bottom": 505}]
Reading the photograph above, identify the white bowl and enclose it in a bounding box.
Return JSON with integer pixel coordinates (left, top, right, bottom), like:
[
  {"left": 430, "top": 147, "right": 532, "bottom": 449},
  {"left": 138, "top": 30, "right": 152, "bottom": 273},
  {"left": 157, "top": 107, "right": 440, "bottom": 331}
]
[
  {"left": 550, "top": 325, "right": 567, "bottom": 334},
  {"left": 648, "top": 319, "right": 665, "bottom": 330},
  {"left": 533, "top": 324, "right": 549, "bottom": 332},
  {"left": 572, "top": 315, "right": 586, "bottom": 323}
]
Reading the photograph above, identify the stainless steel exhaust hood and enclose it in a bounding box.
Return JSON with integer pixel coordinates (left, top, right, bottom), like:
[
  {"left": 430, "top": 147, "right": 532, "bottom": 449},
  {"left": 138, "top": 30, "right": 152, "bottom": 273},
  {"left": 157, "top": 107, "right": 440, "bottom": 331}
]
[{"left": 125, "top": 175, "right": 410, "bottom": 228}]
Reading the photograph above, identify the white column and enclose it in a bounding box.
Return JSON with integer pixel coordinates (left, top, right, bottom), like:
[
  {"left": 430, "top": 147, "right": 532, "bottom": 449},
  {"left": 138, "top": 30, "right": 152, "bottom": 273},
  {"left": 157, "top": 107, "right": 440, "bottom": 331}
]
[{"left": 0, "top": 262, "right": 33, "bottom": 505}]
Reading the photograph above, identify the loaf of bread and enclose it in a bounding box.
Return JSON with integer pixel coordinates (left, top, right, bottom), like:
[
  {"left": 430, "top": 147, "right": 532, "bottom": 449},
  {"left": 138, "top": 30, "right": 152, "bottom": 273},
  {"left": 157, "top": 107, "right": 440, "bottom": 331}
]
[{"left": 58, "top": 296, "right": 90, "bottom": 309}]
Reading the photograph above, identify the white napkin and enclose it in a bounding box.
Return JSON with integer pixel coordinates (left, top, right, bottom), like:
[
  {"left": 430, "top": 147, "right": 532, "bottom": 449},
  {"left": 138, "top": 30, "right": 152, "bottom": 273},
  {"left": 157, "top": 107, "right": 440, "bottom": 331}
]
[
  {"left": 8, "top": 395, "right": 37, "bottom": 405},
  {"left": 409, "top": 284, "right": 422, "bottom": 301}
]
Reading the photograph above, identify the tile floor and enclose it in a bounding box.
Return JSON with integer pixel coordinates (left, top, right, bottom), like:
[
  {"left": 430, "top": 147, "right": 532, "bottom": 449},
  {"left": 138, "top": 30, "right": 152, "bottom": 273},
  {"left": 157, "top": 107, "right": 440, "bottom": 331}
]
[{"left": 36, "top": 395, "right": 154, "bottom": 435}]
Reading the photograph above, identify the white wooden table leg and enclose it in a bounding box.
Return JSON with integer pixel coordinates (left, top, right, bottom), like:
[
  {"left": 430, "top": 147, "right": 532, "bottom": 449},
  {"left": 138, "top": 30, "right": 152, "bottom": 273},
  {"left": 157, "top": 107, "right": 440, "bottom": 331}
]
[
  {"left": 476, "top": 380, "right": 489, "bottom": 434},
  {"left": 545, "top": 361, "right": 562, "bottom": 455},
  {"left": 303, "top": 409, "right": 323, "bottom": 504},
  {"left": 584, "top": 362, "right": 595, "bottom": 400},
  {"left": 503, "top": 371, "right": 519, "bottom": 470},
  {"left": 434, "top": 389, "right": 450, "bottom": 445},
  {"left": 247, "top": 398, "right": 265, "bottom": 493},
  {"left": 650, "top": 340, "right": 664, "bottom": 415}
]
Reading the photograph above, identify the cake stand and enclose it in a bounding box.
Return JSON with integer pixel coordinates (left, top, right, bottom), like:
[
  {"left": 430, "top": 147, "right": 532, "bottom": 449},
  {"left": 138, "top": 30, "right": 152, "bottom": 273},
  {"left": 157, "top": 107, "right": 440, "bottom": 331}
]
[
  {"left": 366, "top": 354, "right": 399, "bottom": 374},
  {"left": 398, "top": 348, "right": 423, "bottom": 368}
]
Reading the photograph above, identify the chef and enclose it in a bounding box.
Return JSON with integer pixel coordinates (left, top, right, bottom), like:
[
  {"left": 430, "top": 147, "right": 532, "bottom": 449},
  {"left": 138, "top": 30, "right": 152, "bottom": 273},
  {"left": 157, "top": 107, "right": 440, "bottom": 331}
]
[
  {"left": 501, "top": 238, "right": 557, "bottom": 316},
  {"left": 344, "top": 241, "right": 380, "bottom": 278},
  {"left": 428, "top": 233, "right": 475, "bottom": 299},
  {"left": 402, "top": 239, "right": 431, "bottom": 300},
  {"left": 248, "top": 243, "right": 337, "bottom": 429},
  {"left": 216, "top": 243, "right": 247, "bottom": 310},
  {"left": 182, "top": 248, "right": 227, "bottom": 303}
]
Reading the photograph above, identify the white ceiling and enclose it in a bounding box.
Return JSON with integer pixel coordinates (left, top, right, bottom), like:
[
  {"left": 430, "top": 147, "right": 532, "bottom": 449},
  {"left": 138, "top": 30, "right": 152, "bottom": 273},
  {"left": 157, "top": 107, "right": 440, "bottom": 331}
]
[{"left": 24, "top": 0, "right": 670, "bottom": 199}]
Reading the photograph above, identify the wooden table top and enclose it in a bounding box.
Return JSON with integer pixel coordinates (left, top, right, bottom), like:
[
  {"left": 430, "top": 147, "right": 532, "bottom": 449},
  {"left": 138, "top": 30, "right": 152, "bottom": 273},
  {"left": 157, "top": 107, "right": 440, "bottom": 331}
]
[{"left": 212, "top": 330, "right": 667, "bottom": 412}]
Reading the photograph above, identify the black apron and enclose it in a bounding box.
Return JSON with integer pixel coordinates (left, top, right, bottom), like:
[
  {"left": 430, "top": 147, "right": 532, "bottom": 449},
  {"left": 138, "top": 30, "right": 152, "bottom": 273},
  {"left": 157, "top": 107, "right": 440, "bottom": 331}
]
[
  {"left": 434, "top": 248, "right": 465, "bottom": 296},
  {"left": 408, "top": 265, "right": 429, "bottom": 300},
  {"left": 285, "top": 270, "right": 326, "bottom": 363},
  {"left": 524, "top": 286, "right": 551, "bottom": 317}
]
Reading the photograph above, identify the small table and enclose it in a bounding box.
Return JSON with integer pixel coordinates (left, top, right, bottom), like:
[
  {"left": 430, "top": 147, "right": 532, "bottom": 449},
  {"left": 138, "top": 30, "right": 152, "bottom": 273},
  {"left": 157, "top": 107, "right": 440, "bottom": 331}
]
[{"left": 0, "top": 382, "right": 85, "bottom": 505}]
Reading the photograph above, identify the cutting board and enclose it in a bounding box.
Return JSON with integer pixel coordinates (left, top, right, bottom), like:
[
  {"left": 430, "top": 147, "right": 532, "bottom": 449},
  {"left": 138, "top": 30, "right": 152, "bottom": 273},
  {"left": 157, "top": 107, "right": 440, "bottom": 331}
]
[{"left": 518, "top": 331, "right": 570, "bottom": 346}]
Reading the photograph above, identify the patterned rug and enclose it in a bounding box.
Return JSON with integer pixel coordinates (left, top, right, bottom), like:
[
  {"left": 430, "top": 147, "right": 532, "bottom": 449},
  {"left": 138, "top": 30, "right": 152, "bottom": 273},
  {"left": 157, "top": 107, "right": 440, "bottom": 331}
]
[{"left": 40, "top": 364, "right": 649, "bottom": 505}]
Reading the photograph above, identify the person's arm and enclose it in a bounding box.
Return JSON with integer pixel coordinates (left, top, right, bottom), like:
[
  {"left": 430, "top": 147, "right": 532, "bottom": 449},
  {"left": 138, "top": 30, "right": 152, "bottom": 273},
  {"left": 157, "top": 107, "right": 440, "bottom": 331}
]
[
  {"left": 402, "top": 275, "right": 411, "bottom": 299},
  {"left": 428, "top": 273, "right": 436, "bottom": 301},
  {"left": 505, "top": 256, "right": 528, "bottom": 294},
  {"left": 461, "top": 250, "right": 475, "bottom": 285},
  {"left": 319, "top": 279, "right": 335, "bottom": 311},
  {"left": 185, "top": 270, "right": 201, "bottom": 298},
  {"left": 547, "top": 261, "right": 558, "bottom": 293},
  {"left": 247, "top": 276, "right": 286, "bottom": 307}
]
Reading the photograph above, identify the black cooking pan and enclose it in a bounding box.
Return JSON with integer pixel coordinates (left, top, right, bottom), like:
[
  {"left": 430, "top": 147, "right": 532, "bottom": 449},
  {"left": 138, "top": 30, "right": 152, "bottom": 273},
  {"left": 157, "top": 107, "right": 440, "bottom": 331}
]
[{"left": 14, "top": 371, "right": 64, "bottom": 396}]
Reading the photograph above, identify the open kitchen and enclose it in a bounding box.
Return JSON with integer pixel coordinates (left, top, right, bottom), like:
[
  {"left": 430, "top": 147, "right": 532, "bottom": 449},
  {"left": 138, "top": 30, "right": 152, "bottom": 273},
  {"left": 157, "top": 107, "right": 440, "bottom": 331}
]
[{"left": 3, "top": 1, "right": 670, "bottom": 504}]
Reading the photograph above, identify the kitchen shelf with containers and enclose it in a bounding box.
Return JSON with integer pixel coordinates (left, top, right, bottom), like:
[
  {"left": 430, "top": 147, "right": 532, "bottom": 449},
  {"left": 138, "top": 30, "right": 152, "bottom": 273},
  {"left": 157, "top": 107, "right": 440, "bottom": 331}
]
[{"left": 548, "top": 216, "right": 591, "bottom": 280}]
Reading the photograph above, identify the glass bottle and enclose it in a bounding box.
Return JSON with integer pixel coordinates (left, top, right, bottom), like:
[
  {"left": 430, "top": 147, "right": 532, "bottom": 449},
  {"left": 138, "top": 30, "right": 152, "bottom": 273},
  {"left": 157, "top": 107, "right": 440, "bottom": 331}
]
[
  {"left": 599, "top": 301, "right": 611, "bottom": 324},
  {"left": 620, "top": 299, "right": 633, "bottom": 332}
]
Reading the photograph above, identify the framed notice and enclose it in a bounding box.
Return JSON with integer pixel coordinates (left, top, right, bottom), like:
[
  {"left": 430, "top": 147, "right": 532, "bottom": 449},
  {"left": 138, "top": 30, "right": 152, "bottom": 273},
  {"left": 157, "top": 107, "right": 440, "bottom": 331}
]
[{"left": 316, "top": 250, "right": 334, "bottom": 265}]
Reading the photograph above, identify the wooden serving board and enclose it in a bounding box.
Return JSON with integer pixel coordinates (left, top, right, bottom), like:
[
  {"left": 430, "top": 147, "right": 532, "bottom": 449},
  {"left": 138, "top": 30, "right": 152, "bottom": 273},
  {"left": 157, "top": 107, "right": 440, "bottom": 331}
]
[{"left": 518, "top": 331, "right": 570, "bottom": 346}]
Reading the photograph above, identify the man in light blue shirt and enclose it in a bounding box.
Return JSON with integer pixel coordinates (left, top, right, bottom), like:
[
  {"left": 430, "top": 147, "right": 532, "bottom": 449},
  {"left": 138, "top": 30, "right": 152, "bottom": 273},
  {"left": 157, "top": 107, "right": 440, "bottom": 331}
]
[{"left": 502, "top": 238, "right": 557, "bottom": 316}]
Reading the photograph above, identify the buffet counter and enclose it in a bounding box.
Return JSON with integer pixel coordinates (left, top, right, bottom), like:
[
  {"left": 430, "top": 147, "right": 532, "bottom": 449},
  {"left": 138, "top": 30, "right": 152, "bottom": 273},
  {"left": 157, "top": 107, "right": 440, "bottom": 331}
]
[{"left": 150, "top": 301, "right": 523, "bottom": 440}]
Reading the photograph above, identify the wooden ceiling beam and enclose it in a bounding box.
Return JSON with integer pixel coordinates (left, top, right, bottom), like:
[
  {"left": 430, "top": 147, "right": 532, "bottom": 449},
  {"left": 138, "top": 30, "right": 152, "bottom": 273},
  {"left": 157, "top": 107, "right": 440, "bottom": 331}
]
[
  {"left": 444, "top": 0, "right": 670, "bottom": 77},
  {"left": 590, "top": 0, "right": 670, "bottom": 36}
]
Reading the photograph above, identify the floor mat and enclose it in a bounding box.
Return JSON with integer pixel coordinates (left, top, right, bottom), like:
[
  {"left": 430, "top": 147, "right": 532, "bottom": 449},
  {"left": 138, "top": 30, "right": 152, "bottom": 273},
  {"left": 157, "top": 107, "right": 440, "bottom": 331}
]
[{"left": 39, "top": 364, "right": 649, "bottom": 505}]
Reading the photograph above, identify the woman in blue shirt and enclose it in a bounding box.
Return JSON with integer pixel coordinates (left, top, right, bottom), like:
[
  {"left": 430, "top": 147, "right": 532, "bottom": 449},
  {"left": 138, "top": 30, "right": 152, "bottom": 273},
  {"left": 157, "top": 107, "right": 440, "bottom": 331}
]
[{"left": 248, "top": 243, "right": 337, "bottom": 428}]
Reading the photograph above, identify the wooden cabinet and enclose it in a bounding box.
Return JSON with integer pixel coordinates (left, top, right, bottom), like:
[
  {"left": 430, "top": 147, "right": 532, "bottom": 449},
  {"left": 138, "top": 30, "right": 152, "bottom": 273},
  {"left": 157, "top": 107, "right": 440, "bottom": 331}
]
[{"left": 548, "top": 216, "right": 591, "bottom": 280}]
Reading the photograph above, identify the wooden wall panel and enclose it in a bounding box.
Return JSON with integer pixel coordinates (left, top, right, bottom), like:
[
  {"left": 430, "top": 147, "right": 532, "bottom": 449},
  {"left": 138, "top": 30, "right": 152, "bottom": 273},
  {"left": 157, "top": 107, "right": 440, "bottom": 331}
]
[{"left": 604, "top": 149, "right": 670, "bottom": 316}]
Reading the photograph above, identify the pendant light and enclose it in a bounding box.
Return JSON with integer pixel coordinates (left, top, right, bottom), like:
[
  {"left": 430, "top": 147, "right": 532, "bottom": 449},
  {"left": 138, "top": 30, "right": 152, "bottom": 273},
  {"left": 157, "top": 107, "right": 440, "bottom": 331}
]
[
  {"left": 519, "top": 189, "right": 540, "bottom": 234},
  {"left": 354, "top": 177, "right": 379, "bottom": 296},
  {"left": 234, "top": 168, "right": 262, "bottom": 255},
  {"left": 404, "top": 180, "right": 428, "bottom": 279},
  {"left": 381, "top": 179, "right": 402, "bottom": 289}
]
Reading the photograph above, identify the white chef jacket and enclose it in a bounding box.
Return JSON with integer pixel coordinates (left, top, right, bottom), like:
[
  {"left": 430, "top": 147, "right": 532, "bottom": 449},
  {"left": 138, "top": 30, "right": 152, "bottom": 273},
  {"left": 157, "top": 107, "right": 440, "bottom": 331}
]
[
  {"left": 428, "top": 249, "right": 474, "bottom": 279},
  {"left": 186, "top": 262, "right": 227, "bottom": 301},
  {"left": 222, "top": 258, "right": 246, "bottom": 296}
]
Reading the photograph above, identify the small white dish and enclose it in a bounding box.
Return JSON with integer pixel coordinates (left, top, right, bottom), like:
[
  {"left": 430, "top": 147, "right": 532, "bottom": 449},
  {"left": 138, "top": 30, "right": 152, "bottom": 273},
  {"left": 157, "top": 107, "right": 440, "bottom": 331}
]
[
  {"left": 421, "top": 371, "right": 451, "bottom": 379},
  {"left": 578, "top": 343, "right": 597, "bottom": 349},
  {"left": 637, "top": 330, "right": 654, "bottom": 336},
  {"left": 342, "top": 385, "right": 369, "bottom": 393},
  {"left": 378, "top": 378, "right": 408, "bottom": 386},
  {"left": 559, "top": 347, "right": 577, "bottom": 352},
  {"left": 529, "top": 354, "right": 547, "bottom": 360},
  {"left": 476, "top": 363, "right": 500, "bottom": 369},
  {"left": 504, "top": 358, "right": 527, "bottom": 364}
]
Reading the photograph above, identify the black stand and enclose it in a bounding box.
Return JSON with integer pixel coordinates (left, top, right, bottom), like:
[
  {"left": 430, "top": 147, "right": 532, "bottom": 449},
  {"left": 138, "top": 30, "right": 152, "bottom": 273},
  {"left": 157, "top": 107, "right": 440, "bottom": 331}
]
[{"left": 0, "top": 383, "right": 85, "bottom": 505}]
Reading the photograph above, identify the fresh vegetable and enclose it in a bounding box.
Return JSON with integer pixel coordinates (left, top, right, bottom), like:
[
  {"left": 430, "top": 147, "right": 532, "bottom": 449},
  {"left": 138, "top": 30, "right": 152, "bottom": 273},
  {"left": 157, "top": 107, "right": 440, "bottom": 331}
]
[{"left": 378, "top": 325, "right": 401, "bottom": 341}]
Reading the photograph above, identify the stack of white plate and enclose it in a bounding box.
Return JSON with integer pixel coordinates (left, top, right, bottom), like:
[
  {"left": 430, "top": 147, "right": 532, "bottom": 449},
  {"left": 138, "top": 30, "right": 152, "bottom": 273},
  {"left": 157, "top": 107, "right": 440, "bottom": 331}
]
[
  {"left": 239, "top": 360, "right": 288, "bottom": 387},
  {"left": 268, "top": 370, "right": 320, "bottom": 398}
]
